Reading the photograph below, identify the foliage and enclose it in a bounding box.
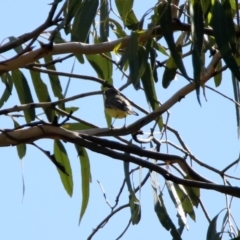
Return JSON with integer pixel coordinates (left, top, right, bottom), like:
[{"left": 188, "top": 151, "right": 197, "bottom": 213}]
[{"left": 1, "top": 0, "right": 240, "bottom": 239}]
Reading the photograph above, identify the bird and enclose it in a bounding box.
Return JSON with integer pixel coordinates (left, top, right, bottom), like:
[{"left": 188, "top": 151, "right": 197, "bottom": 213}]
[{"left": 104, "top": 88, "right": 138, "bottom": 127}]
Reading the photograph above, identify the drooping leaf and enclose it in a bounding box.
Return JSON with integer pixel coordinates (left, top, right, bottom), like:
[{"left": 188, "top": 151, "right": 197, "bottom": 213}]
[
  {"left": 54, "top": 140, "right": 73, "bottom": 196},
  {"left": 166, "top": 181, "right": 188, "bottom": 230},
  {"left": 158, "top": 1, "right": 189, "bottom": 81},
  {"left": 75, "top": 145, "right": 91, "bottom": 224},
  {"left": 222, "top": 0, "right": 236, "bottom": 54},
  {"left": 149, "top": 47, "right": 158, "bottom": 83},
  {"left": 115, "top": 0, "right": 139, "bottom": 30},
  {"left": 129, "top": 195, "right": 141, "bottom": 225},
  {"left": 214, "top": 60, "right": 222, "bottom": 87},
  {"left": 173, "top": 183, "right": 196, "bottom": 221},
  {"left": 153, "top": 189, "right": 182, "bottom": 240},
  {"left": 0, "top": 72, "right": 13, "bottom": 108},
  {"left": 100, "top": 0, "right": 109, "bottom": 42},
  {"left": 162, "top": 55, "right": 178, "bottom": 88},
  {"left": 184, "top": 177, "right": 200, "bottom": 207},
  {"left": 71, "top": 0, "right": 99, "bottom": 42},
  {"left": 109, "top": 18, "right": 127, "bottom": 38},
  {"left": 64, "top": 0, "right": 83, "bottom": 35},
  {"left": 8, "top": 36, "right": 23, "bottom": 54},
  {"left": 201, "top": 0, "right": 211, "bottom": 19},
  {"left": 231, "top": 73, "right": 240, "bottom": 136},
  {"left": 206, "top": 213, "right": 221, "bottom": 240},
  {"left": 141, "top": 62, "right": 163, "bottom": 129},
  {"left": 11, "top": 69, "right": 35, "bottom": 123},
  {"left": 119, "top": 31, "right": 145, "bottom": 89},
  {"left": 86, "top": 34, "right": 113, "bottom": 127},
  {"left": 43, "top": 55, "right": 65, "bottom": 110},
  {"left": 29, "top": 69, "right": 54, "bottom": 122},
  {"left": 124, "top": 161, "right": 141, "bottom": 225},
  {"left": 12, "top": 119, "right": 27, "bottom": 159},
  {"left": 190, "top": 0, "right": 204, "bottom": 104},
  {"left": 211, "top": 0, "right": 240, "bottom": 80}
]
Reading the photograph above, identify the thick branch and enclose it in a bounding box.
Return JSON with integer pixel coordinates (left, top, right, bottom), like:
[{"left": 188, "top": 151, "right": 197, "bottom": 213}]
[
  {"left": 0, "top": 22, "right": 225, "bottom": 73},
  {"left": 0, "top": 125, "right": 240, "bottom": 198}
]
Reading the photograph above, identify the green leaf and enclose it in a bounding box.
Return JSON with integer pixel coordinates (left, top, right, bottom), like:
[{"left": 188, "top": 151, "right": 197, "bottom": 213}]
[
  {"left": 214, "top": 60, "right": 222, "bottom": 87},
  {"left": 54, "top": 140, "right": 73, "bottom": 197},
  {"left": 12, "top": 119, "right": 27, "bottom": 159},
  {"left": 86, "top": 35, "right": 113, "bottom": 127},
  {"left": 115, "top": 0, "right": 139, "bottom": 29},
  {"left": 141, "top": 63, "right": 163, "bottom": 129},
  {"left": 149, "top": 46, "right": 158, "bottom": 82},
  {"left": 206, "top": 213, "right": 221, "bottom": 240},
  {"left": 109, "top": 18, "right": 127, "bottom": 38},
  {"left": 190, "top": 0, "right": 204, "bottom": 104},
  {"left": 65, "top": 107, "right": 79, "bottom": 113},
  {"left": 75, "top": 145, "right": 91, "bottom": 224},
  {"left": 0, "top": 72, "right": 13, "bottom": 108},
  {"left": 71, "top": 0, "right": 99, "bottom": 42},
  {"left": 100, "top": 0, "right": 109, "bottom": 42},
  {"left": 119, "top": 31, "right": 142, "bottom": 89},
  {"left": 158, "top": 1, "right": 189, "bottom": 81},
  {"left": 166, "top": 181, "right": 188, "bottom": 229},
  {"left": 64, "top": 0, "right": 83, "bottom": 35},
  {"left": 43, "top": 55, "right": 65, "bottom": 110},
  {"left": 123, "top": 161, "right": 141, "bottom": 225},
  {"left": 129, "top": 195, "right": 141, "bottom": 225},
  {"left": 201, "top": 0, "right": 211, "bottom": 19},
  {"left": 184, "top": 177, "right": 200, "bottom": 207},
  {"left": 8, "top": 36, "right": 23, "bottom": 54},
  {"left": 11, "top": 69, "right": 35, "bottom": 123},
  {"left": 29, "top": 70, "right": 54, "bottom": 122},
  {"left": 222, "top": 0, "right": 236, "bottom": 54},
  {"left": 173, "top": 183, "right": 196, "bottom": 221},
  {"left": 153, "top": 191, "right": 182, "bottom": 240},
  {"left": 162, "top": 55, "right": 178, "bottom": 88},
  {"left": 211, "top": 0, "right": 240, "bottom": 80},
  {"left": 231, "top": 73, "right": 240, "bottom": 136}
]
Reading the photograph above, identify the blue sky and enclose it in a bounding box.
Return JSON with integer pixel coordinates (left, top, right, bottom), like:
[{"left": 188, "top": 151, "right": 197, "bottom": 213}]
[{"left": 0, "top": 1, "right": 240, "bottom": 240}]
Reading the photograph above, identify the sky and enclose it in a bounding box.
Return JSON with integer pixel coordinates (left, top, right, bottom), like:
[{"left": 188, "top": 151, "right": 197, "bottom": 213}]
[{"left": 0, "top": 1, "right": 240, "bottom": 240}]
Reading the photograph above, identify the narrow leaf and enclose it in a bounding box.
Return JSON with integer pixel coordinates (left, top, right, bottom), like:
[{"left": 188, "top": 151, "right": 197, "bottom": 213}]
[
  {"left": 166, "top": 181, "right": 188, "bottom": 230},
  {"left": 8, "top": 36, "right": 23, "bottom": 54},
  {"left": 71, "top": 0, "right": 99, "bottom": 42},
  {"left": 211, "top": 0, "right": 240, "bottom": 80},
  {"left": 75, "top": 145, "right": 91, "bottom": 224},
  {"left": 123, "top": 161, "right": 141, "bottom": 225},
  {"left": 214, "top": 60, "right": 222, "bottom": 87},
  {"left": 115, "top": 0, "right": 139, "bottom": 29},
  {"left": 12, "top": 119, "right": 27, "bottom": 159},
  {"left": 158, "top": 1, "right": 189, "bottom": 80},
  {"left": 64, "top": 0, "right": 83, "bottom": 34},
  {"left": 29, "top": 70, "right": 54, "bottom": 122},
  {"left": 141, "top": 63, "right": 163, "bottom": 129},
  {"left": 206, "top": 213, "right": 220, "bottom": 240},
  {"left": 174, "top": 183, "right": 196, "bottom": 221},
  {"left": 119, "top": 31, "right": 141, "bottom": 89},
  {"left": 43, "top": 55, "right": 65, "bottom": 110},
  {"left": 100, "top": 0, "right": 109, "bottom": 42},
  {"left": 190, "top": 0, "right": 204, "bottom": 104},
  {"left": 153, "top": 190, "right": 182, "bottom": 240},
  {"left": 54, "top": 140, "right": 73, "bottom": 196},
  {"left": 162, "top": 55, "right": 178, "bottom": 88},
  {"left": 109, "top": 18, "right": 127, "bottom": 38},
  {"left": 11, "top": 69, "right": 35, "bottom": 123},
  {"left": 0, "top": 72, "right": 13, "bottom": 108}
]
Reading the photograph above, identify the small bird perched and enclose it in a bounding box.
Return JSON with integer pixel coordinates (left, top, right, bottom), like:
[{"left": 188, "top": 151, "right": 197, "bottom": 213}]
[{"left": 104, "top": 88, "right": 138, "bottom": 127}]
